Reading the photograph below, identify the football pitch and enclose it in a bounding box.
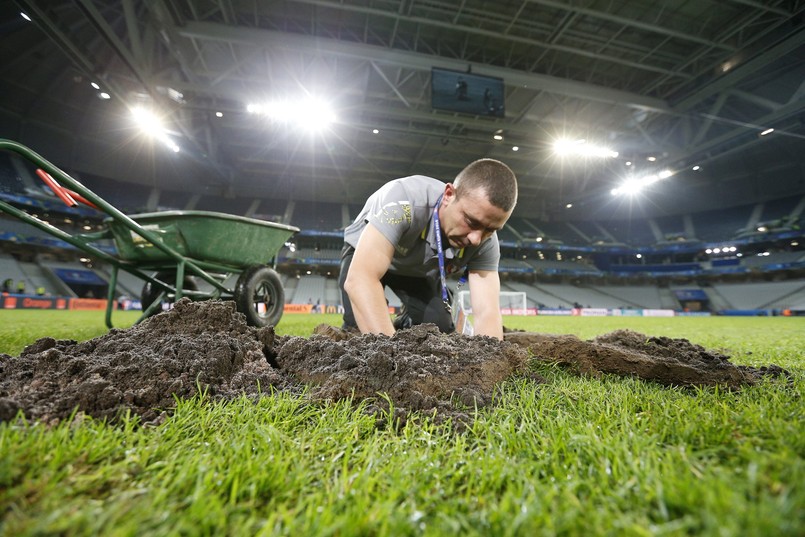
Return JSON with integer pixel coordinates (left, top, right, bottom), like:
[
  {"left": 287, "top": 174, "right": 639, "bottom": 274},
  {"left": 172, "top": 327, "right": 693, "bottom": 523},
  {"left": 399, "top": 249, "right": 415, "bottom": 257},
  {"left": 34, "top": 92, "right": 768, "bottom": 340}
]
[{"left": 1, "top": 310, "right": 803, "bottom": 536}]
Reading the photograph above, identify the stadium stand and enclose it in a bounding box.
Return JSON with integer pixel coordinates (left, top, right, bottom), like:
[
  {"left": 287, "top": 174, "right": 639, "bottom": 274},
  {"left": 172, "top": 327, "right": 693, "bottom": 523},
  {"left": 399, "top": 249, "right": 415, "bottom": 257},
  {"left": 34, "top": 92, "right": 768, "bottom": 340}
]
[
  {"left": 761, "top": 196, "right": 802, "bottom": 222},
  {"left": 567, "top": 220, "right": 609, "bottom": 244},
  {"left": 323, "top": 278, "right": 341, "bottom": 307},
  {"left": 0, "top": 253, "right": 32, "bottom": 291},
  {"left": 78, "top": 174, "right": 150, "bottom": 213},
  {"left": 499, "top": 282, "right": 542, "bottom": 307},
  {"left": 527, "top": 259, "right": 603, "bottom": 275},
  {"left": 692, "top": 204, "right": 753, "bottom": 242},
  {"left": 496, "top": 225, "right": 520, "bottom": 243},
  {"left": 18, "top": 261, "right": 76, "bottom": 297},
  {"left": 251, "top": 197, "right": 290, "bottom": 224},
  {"left": 157, "top": 189, "right": 193, "bottom": 211},
  {"left": 524, "top": 219, "right": 584, "bottom": 244},
  {"left": 290, "top": 200, "right": 344, "bottom": 231},
  {"left": 510, "top": 217, "right": 545, "bottom": 239},
  {"left": 0, "top": 217, "right": 54, "bottom": 241},
  {"left": 499, "top": 258, "right": 533, "bottom": 272},
  {"left": 711, "top": 281, "right": 805, "bottom": 310},
  {"left": 532, "top": 283, "right": 645, "bottom": 309},
  {"left": 195, "top": 195, "right": 253, "bottom": 215},
  {"left": 602, "top": 219, "right": 656, "bottom": 246},
  {"left": 741, "top": 251, "right": 804, "bottom": 269},
  {"left": 290, "top": 274, "right": 327, "bottom": 307},
  {"left": 653, "top": 214, "right": 689, "bottom": 241},
  {"left": 591, "top": 284, "right": 665, "bottom": 309},
  {"left": 290, "top": 247, "right": 341, "bottom": 263}
]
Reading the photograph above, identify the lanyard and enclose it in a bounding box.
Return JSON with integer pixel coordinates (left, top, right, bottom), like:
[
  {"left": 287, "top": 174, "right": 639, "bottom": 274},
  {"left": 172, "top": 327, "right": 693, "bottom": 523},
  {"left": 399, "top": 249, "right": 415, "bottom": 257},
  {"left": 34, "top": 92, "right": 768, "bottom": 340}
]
[{"left": 432, "top": 194, "right": 452, "bottom": 314}]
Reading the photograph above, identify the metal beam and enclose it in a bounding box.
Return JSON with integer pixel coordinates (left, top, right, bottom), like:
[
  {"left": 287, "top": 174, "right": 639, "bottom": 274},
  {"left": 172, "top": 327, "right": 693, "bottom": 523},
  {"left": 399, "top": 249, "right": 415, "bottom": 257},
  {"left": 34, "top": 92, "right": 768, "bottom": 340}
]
[
  {"left": 526, "top": 0, "right": 736, "bottom": 50},
  {"left": 673, "top": 27, "right": 805, "bottom": 112},
  {"left": 677, "top": 97, "right": 805, "bottom": 163},
  {"left": 692, "top": 91, "right": 729, "bottom": 145},
  {"left": 370, "top": 61, "right": 411, "bottom": 108},
  {"left": 279, "top": 0, "right": 695, "bottom": 71},
  {"left": 177, "top": 21, "right": 670, "bottom": 111}
]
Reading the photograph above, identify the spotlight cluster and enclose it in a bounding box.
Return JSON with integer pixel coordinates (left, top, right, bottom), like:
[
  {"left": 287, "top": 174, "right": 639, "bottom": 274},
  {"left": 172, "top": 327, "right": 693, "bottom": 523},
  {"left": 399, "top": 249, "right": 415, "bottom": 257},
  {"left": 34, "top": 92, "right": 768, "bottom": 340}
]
[
  {"left": 247, "top": 98, "right": 336, "bottom": 131},
  {"left": 705, "top": 246, "right": 738, "bottom": 255}
]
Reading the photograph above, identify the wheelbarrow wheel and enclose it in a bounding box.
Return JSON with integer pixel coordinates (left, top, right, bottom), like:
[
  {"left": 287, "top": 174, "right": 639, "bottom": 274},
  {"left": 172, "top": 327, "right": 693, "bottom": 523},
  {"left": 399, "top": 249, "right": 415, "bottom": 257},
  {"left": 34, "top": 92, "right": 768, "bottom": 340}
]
[
  {"left": 234, "top": 265, "right": 284, "bottom": 327},
  {"left": 141, "top": 271, "right": 199, "bottom": 317}
]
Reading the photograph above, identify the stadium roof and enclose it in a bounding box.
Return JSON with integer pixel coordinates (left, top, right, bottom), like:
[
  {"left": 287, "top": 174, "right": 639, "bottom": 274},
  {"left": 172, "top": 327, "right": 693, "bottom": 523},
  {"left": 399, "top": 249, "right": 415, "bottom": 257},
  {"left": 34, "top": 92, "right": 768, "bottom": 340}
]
[{"left": 1, "top": 0, "right": 803, "bottom": 219}]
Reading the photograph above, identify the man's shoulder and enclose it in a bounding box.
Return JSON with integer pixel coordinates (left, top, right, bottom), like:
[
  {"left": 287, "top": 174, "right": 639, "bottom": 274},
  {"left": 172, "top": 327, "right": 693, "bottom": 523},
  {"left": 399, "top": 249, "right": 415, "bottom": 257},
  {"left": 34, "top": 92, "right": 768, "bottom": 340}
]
[{"left": 384, "top": 175, "right": 445, "bottom": 197}]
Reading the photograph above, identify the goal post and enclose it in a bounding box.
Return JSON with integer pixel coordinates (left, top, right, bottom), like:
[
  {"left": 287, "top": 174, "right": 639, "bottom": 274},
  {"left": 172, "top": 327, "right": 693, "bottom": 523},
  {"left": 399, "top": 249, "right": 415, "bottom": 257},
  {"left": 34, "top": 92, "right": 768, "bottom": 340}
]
[{"left": 454, "top": 290, "right": 528, "bottom": 315}]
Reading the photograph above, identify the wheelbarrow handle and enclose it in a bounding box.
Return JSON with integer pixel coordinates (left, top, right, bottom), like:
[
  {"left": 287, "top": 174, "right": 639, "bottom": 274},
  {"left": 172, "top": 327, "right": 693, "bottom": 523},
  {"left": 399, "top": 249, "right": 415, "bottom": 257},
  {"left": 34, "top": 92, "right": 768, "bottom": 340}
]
[{"left": 36, "top": 169, "right": 98, "bottom": 209}]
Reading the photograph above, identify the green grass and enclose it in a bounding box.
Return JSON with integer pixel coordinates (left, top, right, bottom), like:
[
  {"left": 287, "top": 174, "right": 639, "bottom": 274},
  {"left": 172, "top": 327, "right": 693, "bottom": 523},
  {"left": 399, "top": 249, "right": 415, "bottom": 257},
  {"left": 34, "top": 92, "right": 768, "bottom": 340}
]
[{"left": 1, "top": 310, "right": 803, "bottom": 536}]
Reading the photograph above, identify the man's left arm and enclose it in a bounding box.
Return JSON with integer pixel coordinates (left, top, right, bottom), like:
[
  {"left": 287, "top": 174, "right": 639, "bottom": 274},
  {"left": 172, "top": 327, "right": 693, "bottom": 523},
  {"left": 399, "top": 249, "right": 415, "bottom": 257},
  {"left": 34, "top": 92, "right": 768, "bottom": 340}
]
[{"left": 467, "top": 269, "right": 503, "bottom": 340}]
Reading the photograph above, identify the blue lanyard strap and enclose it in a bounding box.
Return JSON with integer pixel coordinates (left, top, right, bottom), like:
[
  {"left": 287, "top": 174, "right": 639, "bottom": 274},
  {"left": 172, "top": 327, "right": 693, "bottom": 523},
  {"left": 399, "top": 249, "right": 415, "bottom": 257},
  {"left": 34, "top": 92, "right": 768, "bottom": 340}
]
[{"left": 432, "top": 194, "right": 452, "bottom": 313}]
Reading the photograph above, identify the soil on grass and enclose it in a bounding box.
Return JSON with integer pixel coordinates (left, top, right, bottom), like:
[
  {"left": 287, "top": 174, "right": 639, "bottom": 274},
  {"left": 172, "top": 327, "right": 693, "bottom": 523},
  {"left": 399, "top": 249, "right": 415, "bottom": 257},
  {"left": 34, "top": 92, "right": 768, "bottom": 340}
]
[
  {"left": 0, "top": 299, "right": 533, "bottom": 426},
  {"left": 504, "top": 330, "right": 790, "bottom": 389},
  {"left": 0, "top": 299, "right": 790, "bottom": 426},
  {"left": 277, "top": 322, "right": 534, "bottom": 427},
  {"left": 0, "top": 299, "right": 287, "bottom": 425}
]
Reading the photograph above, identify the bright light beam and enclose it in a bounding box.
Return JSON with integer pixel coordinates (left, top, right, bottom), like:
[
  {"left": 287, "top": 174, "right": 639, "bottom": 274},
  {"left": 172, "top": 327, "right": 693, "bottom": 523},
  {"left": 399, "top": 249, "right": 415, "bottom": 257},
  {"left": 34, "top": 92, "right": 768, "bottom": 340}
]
[
  {"left": 611, "top": 169, "right": 678, "bottom": 196},
  {"left": 131, "top": 106, "right": 180, "bottom": 152},
  {"left": 552, "top": 138, "right": 617, "bottom": 158},
  {"left": 247, "top": 98, "right": 336, "bottom": 132}
]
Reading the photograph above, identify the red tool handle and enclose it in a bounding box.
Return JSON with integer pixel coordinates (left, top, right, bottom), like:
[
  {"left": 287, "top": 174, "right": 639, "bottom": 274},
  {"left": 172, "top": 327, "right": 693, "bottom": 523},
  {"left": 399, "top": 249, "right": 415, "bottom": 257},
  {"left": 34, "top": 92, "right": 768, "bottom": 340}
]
[
  {"left": 36, "top": 168, "right": 77, "bottom": 207},
  {"left": 35, "top": 169, "right": 98, "bottom": 209},
  {"left": 63, "top": 187, "right": 98, "bottom": 210}
]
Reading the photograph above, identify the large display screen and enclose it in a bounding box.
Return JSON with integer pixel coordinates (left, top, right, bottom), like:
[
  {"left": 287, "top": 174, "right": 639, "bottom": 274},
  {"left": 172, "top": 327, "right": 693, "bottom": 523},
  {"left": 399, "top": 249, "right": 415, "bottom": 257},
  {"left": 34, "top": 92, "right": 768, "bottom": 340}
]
[{"left": 431, "top": 67, "right": 505, "bottom": 118}]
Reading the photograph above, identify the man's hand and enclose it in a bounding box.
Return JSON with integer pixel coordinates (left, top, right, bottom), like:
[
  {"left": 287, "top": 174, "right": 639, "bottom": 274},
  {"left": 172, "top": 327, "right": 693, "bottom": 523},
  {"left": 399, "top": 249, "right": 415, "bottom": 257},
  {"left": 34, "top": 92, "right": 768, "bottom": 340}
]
[
  {"left": 468, "top": 269, "right": 504, "bottom": 340},
  {"left": 343, "top": 223, "right": 396, "bottom": 336}
]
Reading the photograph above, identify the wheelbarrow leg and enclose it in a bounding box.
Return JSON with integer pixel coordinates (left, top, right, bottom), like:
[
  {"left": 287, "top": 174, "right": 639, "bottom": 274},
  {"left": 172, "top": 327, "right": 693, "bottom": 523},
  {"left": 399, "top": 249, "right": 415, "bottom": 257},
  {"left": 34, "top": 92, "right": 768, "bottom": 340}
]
[
  {"left": 105, "top": 266, "right": 119, "bottom": 329},
  {"left": 175, "top": 261, "right": 185, "bottom": 299}
]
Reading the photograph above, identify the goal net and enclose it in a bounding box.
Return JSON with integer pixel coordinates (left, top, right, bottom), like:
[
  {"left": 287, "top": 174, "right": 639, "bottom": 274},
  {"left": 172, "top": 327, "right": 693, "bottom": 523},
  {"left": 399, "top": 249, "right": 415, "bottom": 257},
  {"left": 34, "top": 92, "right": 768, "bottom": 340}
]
[{"left": 454, "top": 290, "right": 528, "bottom": 315}]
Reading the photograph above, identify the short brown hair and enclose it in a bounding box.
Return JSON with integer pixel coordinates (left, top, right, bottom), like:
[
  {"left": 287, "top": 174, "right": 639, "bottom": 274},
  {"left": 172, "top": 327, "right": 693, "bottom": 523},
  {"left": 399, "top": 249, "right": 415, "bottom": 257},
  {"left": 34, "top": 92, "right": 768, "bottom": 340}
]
[{"left": 454, "top": 158, "right": 518, "bottom": 212}]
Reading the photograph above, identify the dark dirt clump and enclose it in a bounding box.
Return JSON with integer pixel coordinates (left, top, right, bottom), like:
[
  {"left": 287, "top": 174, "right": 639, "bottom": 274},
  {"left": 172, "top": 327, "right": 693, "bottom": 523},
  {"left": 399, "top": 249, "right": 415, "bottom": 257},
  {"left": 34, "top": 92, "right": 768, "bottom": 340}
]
[
  {"left": 0, "top": 299, "right": 287, "bottom": 424},
  {"left": 505, "top": 329, "right": 790, "bottom": 389},
  {"left": 277, "top": 324, "right": 535, "bottom": 426}
]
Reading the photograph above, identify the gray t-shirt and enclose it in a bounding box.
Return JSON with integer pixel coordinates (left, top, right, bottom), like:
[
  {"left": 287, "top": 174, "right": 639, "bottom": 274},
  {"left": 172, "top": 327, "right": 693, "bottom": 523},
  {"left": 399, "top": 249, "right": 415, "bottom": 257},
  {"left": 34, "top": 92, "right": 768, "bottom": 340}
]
[{"left": 344, "top": 175, "right": 500, "bottom": 279}]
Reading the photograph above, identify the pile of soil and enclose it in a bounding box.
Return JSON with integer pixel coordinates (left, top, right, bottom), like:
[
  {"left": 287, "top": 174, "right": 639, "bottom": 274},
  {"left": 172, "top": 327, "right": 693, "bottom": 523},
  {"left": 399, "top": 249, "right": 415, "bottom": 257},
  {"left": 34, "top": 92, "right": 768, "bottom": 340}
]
[
  {"left": 504, "top": 330, "right": 790, "bottom": 388},
  {"left": 0, "top": 299, "right": 286, "bottom": 425},
  {"left": 0, "top": 299, "right": 790, "bottom": 427},
  {"left": 277, "top": 323, "right": 533, "bottom": 427},
  {"left": 0, "top": 300, "right": 532, "bottom": 426}
]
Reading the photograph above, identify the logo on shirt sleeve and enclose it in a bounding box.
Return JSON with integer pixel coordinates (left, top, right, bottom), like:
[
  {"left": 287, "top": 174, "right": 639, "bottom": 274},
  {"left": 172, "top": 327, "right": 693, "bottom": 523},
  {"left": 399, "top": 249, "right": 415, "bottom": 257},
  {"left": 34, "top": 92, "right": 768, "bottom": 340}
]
[{"left": 371, "top": 201, "right": 412, "bottom": 226}]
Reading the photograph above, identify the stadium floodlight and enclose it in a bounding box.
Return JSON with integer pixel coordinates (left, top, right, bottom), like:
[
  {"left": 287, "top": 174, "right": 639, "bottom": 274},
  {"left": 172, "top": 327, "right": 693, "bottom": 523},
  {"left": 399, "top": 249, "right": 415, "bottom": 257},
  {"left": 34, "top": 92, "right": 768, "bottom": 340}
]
[
  {"left": 131, "top": 106, "right": 164, "bottom": 135},
  {"left": 611, "top": 168, "right": 677, "bottom": 196},
  {"left": 552, "top": 138, "right": 617, "bottom": 158},
  {"left": 131, "top": 106, "right": 180, "bottom": 152},
  {"left": 611, "top": 178, "right": 644, "bottom": 196},
  {"left": 247, "top": 98, "right": 336, "bottom": 131}
]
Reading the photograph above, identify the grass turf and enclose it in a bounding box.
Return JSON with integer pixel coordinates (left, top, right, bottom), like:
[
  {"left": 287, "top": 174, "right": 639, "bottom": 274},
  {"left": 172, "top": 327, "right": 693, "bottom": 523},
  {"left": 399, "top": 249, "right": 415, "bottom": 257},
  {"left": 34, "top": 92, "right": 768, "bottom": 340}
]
[{"left": 0, "top": 310, "right": 803, "bottom": 536}]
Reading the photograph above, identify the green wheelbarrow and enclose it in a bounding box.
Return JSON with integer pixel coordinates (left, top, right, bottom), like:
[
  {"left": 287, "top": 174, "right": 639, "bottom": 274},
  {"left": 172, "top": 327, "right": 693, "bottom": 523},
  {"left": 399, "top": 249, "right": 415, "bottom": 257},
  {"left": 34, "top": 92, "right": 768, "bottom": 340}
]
[{"left": 0, "top": 139, "right": 299, "bottom": 328}]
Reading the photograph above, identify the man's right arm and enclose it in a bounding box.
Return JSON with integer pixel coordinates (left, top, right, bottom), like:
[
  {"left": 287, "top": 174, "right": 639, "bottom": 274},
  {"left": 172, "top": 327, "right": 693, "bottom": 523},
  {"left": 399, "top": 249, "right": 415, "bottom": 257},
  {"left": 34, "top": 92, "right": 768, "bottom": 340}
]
[{"left": 343, "top": 223, "right": 396, "bottom": 336}]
